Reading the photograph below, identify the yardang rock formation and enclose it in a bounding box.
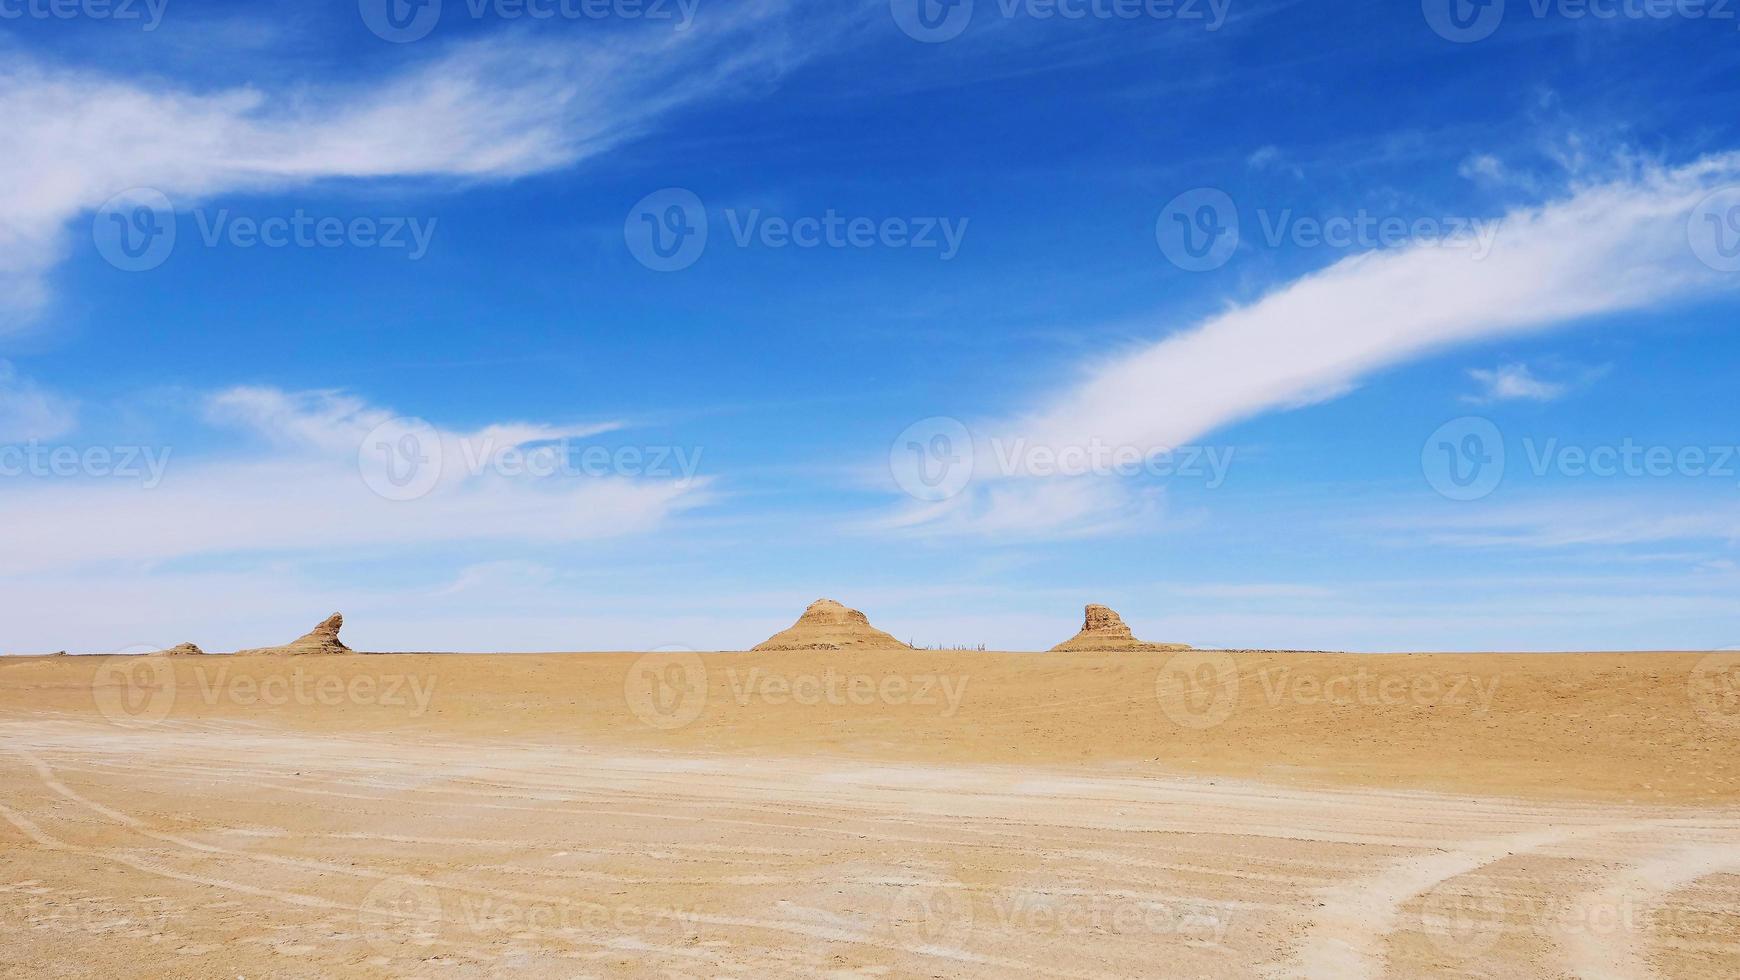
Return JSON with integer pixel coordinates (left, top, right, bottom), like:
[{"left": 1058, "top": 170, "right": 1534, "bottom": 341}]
[
  {"left": 234, "top": 614, "right": 352, "bottom": 656},
  {"left": 1050, "top": 604, "right": 1191, "bottom": 653},
  {"left": 752, "top": 599, "right": 910, "bottom": 652}
]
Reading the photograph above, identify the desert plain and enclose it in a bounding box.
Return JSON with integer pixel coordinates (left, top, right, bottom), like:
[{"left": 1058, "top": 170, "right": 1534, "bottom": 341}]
[{"left": 1, "top": 612, "right": 1737, "bottom": 978}]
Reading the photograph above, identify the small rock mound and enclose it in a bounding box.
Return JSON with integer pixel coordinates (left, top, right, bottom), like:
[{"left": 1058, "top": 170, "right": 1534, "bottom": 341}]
[
  {"left": 752, "top": 599, "right": 910, "bottom": 652},
  {"left": 1050, "top": 604, "right": 1191, "bottom": 653},
  {"left": 234, "top": 614, "right": 353, "bottom": 656},
  {"left": 154, "top": 643, "right": 206, "bottom": 657}
]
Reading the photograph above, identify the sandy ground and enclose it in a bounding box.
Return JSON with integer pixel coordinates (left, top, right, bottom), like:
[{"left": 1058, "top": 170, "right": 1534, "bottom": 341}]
[{"left": 1, "top": 649, "right": 1736, "bottom": 977}]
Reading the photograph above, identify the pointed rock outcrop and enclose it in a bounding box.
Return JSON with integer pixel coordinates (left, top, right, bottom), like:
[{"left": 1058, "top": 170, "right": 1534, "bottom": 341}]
[
  {"left": 1050, "top": 604, "right": 1191, "bottom": 653},
  {"left": 752, "top": 599, "right": 910, "bottom": 652},
  {"left": 234, "top": 614, "right": 353, "bottom": 656},
  {"left": 153, "top": 643, "right": 207, "bottom": 657}
]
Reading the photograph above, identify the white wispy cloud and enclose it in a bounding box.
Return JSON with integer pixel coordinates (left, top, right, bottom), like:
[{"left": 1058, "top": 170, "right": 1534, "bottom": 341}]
[
  {"left": 1399, "top": 499, "right": 1740, "bottom": 550},
  {"left": 0, "top": 386, "right": 709, "bottom": 573},
  {"left": 1171, "top": 582, "right": 1337, "bottom": 600},
  {"left": 885, "top": 154, "right": 1740, "bottom": 535},
  {"left": 1457, "top": 152, "right": 1510, "bottom": 185},
  {"left": 1012, "top": 155, "right": 1737, "bottom": 462},
  {"left": 0, "top": 1, "right": 811, "bottom": 328},
  {"left": 869, "top": 478, "right": 1162, "bottom": 539},
  {"left": 1464, "top": 362, "right": 1568, "bottom": 402},
  {"left": 203, "top": 387, "right": 623, "bottom": 456},
  {"left": 0, "top": 360, "right": 77, "bottom": 441},
  {"left": 1463, "top": 360, "right": 1610, "bottom": 404},
  {"left": 1247, "top": 144, "right": 1303, "bottom": 179}
]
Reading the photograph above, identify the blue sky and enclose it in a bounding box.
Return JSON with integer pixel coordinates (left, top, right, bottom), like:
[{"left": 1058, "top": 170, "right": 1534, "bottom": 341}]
[{"left": 3, "top": 0, "right": 1740, "bottom": 653}]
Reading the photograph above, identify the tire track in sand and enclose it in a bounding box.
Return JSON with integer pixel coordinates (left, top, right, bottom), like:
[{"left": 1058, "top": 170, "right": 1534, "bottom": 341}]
[
  {"left": 1282, "top": 817, "right": 1740, "bottom": 980},
  {"left": 2, "top": 746, "right": 1127, "bottom": 980},
  {"left": 1555, "top": 841, "right": 1740, "bottom": 980}
]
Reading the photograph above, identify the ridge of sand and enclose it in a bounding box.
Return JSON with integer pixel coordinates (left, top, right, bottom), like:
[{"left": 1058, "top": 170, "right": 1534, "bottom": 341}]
[
  {"left": 751, "top": 599, "right": 910, "bottom": 652},
  {"left": 233, "top": 614, "right": 352, "bottom": 656},
  {"left": 1, "top": 649, "right": 1731, "bottom": 802},
  {"left": 1049, "top": 604, "right": 1191, "bottom": 652}
]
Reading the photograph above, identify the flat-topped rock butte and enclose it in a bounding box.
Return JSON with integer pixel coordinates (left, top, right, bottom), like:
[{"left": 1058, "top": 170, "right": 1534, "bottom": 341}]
[{"left": 1050, "top": 603, "right": 1192, "bottom": 652}]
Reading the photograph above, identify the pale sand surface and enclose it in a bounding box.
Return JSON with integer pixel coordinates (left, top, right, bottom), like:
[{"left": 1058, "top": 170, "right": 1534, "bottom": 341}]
[{"left": 1, "top": 650, "right": 1736, "bottom": 977}]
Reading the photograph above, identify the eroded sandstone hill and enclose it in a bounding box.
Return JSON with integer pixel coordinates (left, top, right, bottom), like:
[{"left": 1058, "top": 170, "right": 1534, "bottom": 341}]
[
  {"left": 751, "top": 599, "right": 910, "bottom": 652},
  {"left": 1050, "top": 604, "right": 1191, "bottom": 652},
  {"left": 234, "top": 614, "right": 352, "bottom": 656}
]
